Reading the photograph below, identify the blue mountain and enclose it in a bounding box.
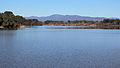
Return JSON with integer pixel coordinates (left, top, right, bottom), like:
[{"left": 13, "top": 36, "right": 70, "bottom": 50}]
[{"left": 25, "top": 14, "right": 107, "bottom": 21}]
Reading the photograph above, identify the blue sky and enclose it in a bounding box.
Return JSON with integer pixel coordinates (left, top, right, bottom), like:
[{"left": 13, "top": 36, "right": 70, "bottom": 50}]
[{"left": 0, "top": 0, "right": 120, "bottom": 18}]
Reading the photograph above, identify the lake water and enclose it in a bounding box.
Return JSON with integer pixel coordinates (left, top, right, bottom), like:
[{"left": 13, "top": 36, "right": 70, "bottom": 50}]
[{"left": 0, "top": 26, "right": 120, "bottom": 68}]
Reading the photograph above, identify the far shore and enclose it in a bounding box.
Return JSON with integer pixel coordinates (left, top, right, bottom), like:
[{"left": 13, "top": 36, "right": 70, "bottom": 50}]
[
  {"left": 19, "top": 25, "right": 26, "bottom": 28},
  {"left": 0, "top": 25, "right": 26, "bottom": 30},
  {"left": 0, "top": 26, "right": 4, "bottom": 29},
  {"left": 0, "top": 24, "right": 120, "bottom": 30}
]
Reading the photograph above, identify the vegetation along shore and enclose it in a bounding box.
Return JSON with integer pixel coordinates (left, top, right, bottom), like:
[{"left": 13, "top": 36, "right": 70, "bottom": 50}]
[{"left": 0, "top": 11, "right": 120, "bottom": 30}]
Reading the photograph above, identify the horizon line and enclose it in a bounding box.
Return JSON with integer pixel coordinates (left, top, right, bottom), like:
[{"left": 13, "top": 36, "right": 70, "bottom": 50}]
[{"left": 24, "top": 14, "right": 120, "bottom": 19}]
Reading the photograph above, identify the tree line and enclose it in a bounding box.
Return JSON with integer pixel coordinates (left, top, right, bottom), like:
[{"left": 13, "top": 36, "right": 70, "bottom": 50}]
[
  {"left": 0, "top": 11, "right": 120, "bottom": 30},
  {"left": 0, "top": 11, "right": 42, "bottom": 29},
  {"left": 43, "top": 19, "right": 120, "bottom": 26}
]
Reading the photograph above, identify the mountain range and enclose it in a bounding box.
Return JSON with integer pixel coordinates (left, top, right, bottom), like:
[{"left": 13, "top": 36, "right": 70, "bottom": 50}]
[{"left": 25, "top": 14, "right": 110, "bottom": 21}]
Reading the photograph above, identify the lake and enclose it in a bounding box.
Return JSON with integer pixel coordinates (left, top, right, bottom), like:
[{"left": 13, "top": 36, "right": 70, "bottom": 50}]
[{"left": 0, "top": 26, "right": 120, "bottom": 68}]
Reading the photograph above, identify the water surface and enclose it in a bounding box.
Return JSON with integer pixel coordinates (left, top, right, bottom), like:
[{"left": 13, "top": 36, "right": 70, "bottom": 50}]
[{"left": 0, "top": 26, "right": 120, "bottom": 68}]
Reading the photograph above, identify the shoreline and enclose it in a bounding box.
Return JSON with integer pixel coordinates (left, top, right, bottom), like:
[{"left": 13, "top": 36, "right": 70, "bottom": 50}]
[{"left": 0, "top": 25, "right": 120, "bottom": 30}]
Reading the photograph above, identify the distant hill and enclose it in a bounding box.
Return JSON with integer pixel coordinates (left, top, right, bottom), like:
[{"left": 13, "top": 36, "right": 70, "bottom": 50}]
[{"left": 25, "top": 14, "right": 107, "bottom": 21}]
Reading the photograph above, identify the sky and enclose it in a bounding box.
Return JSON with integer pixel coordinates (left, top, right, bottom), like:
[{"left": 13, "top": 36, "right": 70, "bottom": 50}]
[{"left": 0, "top": 0, "right": 120, "bottom": 18}]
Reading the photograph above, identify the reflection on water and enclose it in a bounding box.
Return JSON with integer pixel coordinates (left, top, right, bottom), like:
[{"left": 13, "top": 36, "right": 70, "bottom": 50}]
[
  {"left": 0, "top": 26, "right": 120, "bottom": 68},
  {"left": 28, "top": 26, "right": 120, "bottom": 29},
  {"left": 27, "top": 26, "right": 89, "bottom": 29}
]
